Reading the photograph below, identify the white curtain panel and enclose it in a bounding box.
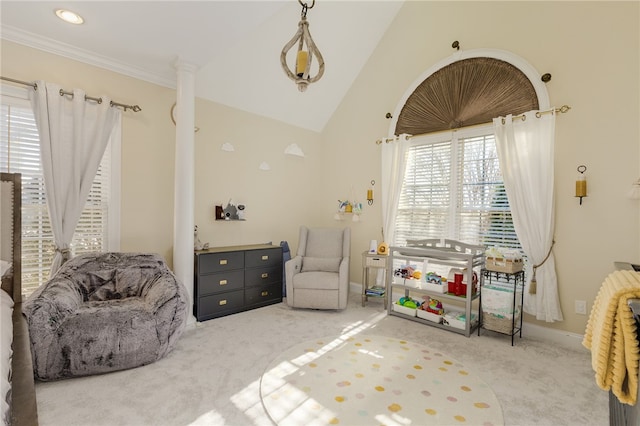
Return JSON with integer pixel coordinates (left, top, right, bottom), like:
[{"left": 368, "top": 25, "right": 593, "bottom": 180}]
[
  {"left": 380, "top": 133, "right": 410, "bottom": 245},
  {"left": 29, "top": 81, "right": 120, "bottom": 275},
  {"left": 493, "top": 110, "right": 563, "bottom": 322}
]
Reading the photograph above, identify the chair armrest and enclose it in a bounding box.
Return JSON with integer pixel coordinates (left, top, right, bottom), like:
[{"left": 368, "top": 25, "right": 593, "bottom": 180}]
[
  {"left": 285, "top": 256, "right": 302, "bottom": 302},
  {"left": 23, "top": 277, "right": 83, "bottom": 331}
]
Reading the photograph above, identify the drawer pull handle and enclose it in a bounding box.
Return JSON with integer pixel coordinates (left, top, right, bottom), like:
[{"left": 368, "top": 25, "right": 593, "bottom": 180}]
[
  {"left": 262, "top": 255, "right": 269, "bottom": 261},
  {"left": 261, "top": 291, "right": 269, "bottom": 297},
  {"left": 261, "top": 273, "right": 268, "bottom": 279},
  {"left": 219, "top": 279, "right": 228, "bottom": 286},
  {"left": 219, "top": 299, "right": 227, "bottom": 306},
  {"left": 219, "top": 259, "right": 228, "bottom": 265}
]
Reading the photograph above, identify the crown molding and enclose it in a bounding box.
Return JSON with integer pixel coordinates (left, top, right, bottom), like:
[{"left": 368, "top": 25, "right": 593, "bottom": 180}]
[{"left": 1, "top": 26, "right": 176, "bottom": 89}]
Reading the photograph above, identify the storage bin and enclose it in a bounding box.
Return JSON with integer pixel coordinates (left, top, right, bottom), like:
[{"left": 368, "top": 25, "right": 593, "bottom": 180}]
[
  {"left": 417, "top": 309, "right": 442, "bottom": 323},
  {"left": 442, "top": 311, "right": 478, "bottom": 330},
  {"left": 486, "top": 257, "right": 523, "bottom": 273},
  {"left": 481, "top": 285, "right": 522, "bottom": 316},
  {"left": 392, "top": 302, "right": 417, "bottom": 317},
  {"left": 424, "top": 282, "right": 447, "bottom": 293},
  {"left": 365, "top": 256, "right": 387, "bottom": 268},
  {"left": 482, "top": 310, "right": 521, "bottom": 334}
]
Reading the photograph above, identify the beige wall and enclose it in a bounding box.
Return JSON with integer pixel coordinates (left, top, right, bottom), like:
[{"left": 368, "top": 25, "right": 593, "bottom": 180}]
[
  {"left": 1, "top": 1, "right": 638, "bottom": 335},
  {"left": 0, "top": 40, "right": 322, "bottom": 269},
  {"left": 323, "top": 1, "right": 640, "bottom": 335},
  {"left": 1, "top": 40, "right": 178, "bottom": 264}
]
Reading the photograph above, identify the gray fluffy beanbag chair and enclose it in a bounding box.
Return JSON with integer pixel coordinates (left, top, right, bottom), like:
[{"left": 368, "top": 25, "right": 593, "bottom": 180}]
[{"left": 23, "top": 252, "right": 188, "bottom": 381}]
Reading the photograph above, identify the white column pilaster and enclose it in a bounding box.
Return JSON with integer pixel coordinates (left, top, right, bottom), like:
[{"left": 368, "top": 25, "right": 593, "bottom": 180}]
[{"left": 173, "top": 60, "right": 198, "bottom": 323}]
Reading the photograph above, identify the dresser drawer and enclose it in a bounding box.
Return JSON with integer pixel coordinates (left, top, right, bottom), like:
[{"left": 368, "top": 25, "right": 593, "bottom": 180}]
[
  {"left": 245, "top": 283, "right": 282, "bottom": 306},
  {"left": 245, "top": 248, "right": 282, "bottom": 269},
  {"left": 196, "top": 290, "right": 244, "bottom": 320},
  {"left": 197, "top": 270, "right": 244, "bottom": 296},
  {"left": 198, "top": 251, "right": 244, "bottom": 274},
  {"left": 245, "top": 265, "right": 282, "bottom": 288}
]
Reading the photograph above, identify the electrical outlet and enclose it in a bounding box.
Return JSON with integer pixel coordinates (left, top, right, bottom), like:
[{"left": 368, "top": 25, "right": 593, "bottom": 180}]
[{"left": 575, "top": 300, "right": 587, "bottom": 315}]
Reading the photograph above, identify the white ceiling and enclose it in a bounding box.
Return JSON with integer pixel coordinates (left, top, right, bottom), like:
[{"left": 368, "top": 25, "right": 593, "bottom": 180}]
[{"left": 1, "top": 1, "right": 404, "bottom": 132}]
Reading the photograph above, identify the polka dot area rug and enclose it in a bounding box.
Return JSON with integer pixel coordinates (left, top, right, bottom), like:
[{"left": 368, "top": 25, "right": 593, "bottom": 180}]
[{"left": 259, "top": 334, "right": 503, "bottom": 426}]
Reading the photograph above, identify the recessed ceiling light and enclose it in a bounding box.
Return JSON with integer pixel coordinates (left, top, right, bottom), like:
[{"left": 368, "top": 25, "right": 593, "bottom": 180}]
[{"left": 54, "top": 9, "right": 84, "bottom": 25}]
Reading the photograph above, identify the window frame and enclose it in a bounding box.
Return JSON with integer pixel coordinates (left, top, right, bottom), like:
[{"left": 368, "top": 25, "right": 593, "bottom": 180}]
[
  {"left": 0, "top": 83, "right": 121, "bottom": 295},
  {"left": 393, "top": 123, "right": 520, "bottom": 251}
]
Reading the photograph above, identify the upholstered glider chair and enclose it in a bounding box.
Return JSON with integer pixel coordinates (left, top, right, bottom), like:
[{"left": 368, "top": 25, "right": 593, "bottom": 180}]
[
  {"left": 285, "top": 226, "right": 350, "bottom": 310},
  {"left": 23, "top": 252, "right": 188, "bottom": 381}
]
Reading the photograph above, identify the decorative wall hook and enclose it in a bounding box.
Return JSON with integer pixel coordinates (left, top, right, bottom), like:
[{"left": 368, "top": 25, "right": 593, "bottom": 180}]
[{"left": 452, "top": 40, "right": 460, "bottom": 51}]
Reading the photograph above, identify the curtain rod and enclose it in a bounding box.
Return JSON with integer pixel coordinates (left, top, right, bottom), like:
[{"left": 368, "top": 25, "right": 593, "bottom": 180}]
[
  {"left": 0, "top": 76, "right": 142, "bottom": 112},
  {"left": 375, "top": 105, "right": 571, "bottom": 145}
]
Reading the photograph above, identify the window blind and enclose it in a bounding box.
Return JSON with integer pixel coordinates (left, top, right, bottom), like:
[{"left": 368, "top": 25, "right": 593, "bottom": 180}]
[
  {"left": 0, "top": 94, "right": 111, "bottom": 296},
  {"left": 394, "top": 129, "right": 520, "bottom": 252}
]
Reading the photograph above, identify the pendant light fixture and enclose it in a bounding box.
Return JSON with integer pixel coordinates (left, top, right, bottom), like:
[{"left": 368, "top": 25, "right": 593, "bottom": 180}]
[{"left": 280, "top": 0, "right": 325, "bottom": 92}]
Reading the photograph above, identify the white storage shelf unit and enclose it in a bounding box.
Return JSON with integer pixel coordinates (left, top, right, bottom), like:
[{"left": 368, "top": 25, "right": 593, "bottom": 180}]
[{"left": 386, "top": 240, "right": 485, "bottom": 337}]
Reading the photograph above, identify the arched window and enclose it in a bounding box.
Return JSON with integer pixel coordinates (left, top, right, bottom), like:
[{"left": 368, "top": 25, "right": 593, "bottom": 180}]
[
  {"left": 395, "top": 56, "right": 539, "bottom": 135},
  {"left": 387, "top": 50, "right": 547, "bottom": 250}
]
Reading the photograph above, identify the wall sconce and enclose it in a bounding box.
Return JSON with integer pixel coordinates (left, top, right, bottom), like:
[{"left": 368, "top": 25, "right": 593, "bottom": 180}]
[
  {"left": 280, "top": 0, "right": 325, "bottom": 92},
  {"left": 367, "top": 180, "right": 375, "bottom": 205},
  {"left": 575, "top": 165, "right": 587, "bottom": 205},
  {"left": 628, "top": 178, "right": 640, "bottom": 199}
]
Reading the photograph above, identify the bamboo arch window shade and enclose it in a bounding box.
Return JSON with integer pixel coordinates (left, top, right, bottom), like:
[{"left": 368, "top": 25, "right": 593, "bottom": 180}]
[{"left": 395, "top": 57, "right": 539, "bottom": 136}]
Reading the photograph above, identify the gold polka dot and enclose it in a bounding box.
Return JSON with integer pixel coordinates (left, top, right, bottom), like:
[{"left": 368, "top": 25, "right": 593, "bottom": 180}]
[
  {"left": 444, "top": 360, "right": 453, "bottom": 365},
  {"left": 461, "top": 386, "right": 471, "bottom": 392},
  {"left": 375, "top": 385, "right": 385, "bottom": 392},
  {"left": 399, "top": 340, "right": 407, "bottom": 344},
  {"left": 454, "top": 415, "right": 466, "bottom": 422},
  {"left": 355, "top": 373, "right": 364, "bottom": 378},
  {"left": 388, "top": 403, "right": 402, "bottom": 412},
  {"left": 413, "top": 365, "right": 423, "bottom": 370},
  {"left": 335, "top": 396, "right": 345, "bottom": 403},
  {"left": 350, "top": 351, "right": 357, "bottom": 355},
  {"left": 406, "top": 374, "right": 416, "bottom": 379},
  {"left": 309, "top": 363, "right": 317, "bottom": 368},
  {"left": 355, "top": 343, "right": 362, "bottom": 346},
  {"left": 372, "top": 363, "right": 381, "bottom": 369},
  {"left": 439, "top": 367, "right": 448, "bottom": 371},
  {"left": 459, "top": 370, "right": 469, "bottom": 375},
  {"left": 329, "top": 418, "right": 339, "bottom": 425},
  {"left": 425, "top": 408, "right": 437, "bottom": 415},
  {"left": 474, "top": 402, "right": 490, "bottom": 409}
]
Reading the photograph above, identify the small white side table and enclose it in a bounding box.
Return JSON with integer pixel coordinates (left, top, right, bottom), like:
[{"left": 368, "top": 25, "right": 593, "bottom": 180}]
[{"left": 361, "top": 251, "right": 388, "bottom": 308}]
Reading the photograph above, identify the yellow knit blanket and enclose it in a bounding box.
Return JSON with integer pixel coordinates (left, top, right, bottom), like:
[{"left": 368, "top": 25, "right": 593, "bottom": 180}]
[{"left": 583, "top": 270, "right": 640, "bottom": 405}]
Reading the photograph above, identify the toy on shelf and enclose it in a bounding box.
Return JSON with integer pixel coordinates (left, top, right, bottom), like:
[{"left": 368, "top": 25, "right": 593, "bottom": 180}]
[
  {"left": 394, "top": 265, "right": 423, "bottom": 280},
  {"left": 392, "top": 296, "right": 422, "bottom": 317},
  {"left": 417, "top": 296, "right": 444, "bottom": 323},
  {"left": 398, "top": 296, "right": 420, "bottom": 309},
  {"left": 424, "top": 271, "right": 447, "bottom": 293}
]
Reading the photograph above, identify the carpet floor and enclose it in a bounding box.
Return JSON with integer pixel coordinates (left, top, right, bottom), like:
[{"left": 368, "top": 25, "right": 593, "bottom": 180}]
[{"left": 33, "top": 293, "right": 607, "bottom": 425}]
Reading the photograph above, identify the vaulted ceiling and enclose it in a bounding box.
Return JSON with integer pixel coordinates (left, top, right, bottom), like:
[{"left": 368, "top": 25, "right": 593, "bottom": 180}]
[{"left": 1, "top": 1, "right": 404, "bottom": 132}]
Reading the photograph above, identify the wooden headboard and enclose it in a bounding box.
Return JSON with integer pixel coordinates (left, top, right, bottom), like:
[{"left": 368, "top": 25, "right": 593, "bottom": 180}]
[{"left": 1, "top": 172, "right": 22, "bottom": 302}]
